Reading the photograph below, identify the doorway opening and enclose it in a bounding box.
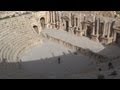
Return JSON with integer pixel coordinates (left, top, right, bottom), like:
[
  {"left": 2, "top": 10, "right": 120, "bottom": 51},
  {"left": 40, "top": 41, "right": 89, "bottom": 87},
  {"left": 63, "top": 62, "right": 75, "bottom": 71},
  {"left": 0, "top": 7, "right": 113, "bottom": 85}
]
[
  {"left": 40, "top": 17, "right": 45, "bottom": 29},
  {"left": 86, "top": 25, "right": 92, "bottom": 39},
  {"left": 65, "top": 20, "right": 69, "bottom": 32},
  {"left": 33, "top": 25, "right": 39, "bottom": 34},
  {"left": 98, "top": 23, "right": 104, "bottom": 42}
]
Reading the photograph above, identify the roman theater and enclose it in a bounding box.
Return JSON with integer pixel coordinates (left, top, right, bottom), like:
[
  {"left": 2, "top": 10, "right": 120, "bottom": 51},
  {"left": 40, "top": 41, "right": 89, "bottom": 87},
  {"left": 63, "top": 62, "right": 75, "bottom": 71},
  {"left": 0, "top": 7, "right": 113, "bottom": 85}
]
[{"left": 0, "top": 11, "right": 120, "bottom": 79}]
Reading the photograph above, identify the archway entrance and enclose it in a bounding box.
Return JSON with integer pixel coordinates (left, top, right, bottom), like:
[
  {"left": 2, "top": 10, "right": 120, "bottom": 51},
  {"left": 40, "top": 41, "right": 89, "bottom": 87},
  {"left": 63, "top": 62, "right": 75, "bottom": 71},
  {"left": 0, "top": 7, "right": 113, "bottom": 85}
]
[
  {"left": 33, "top": 25, "right": 39, "bottom": 34},
  {"left": 63, "top": 16, "right": 69, "bottom": 32},
  {"left": 65, "top": 20, "right": 69, "bottom": 32},
  {"left": 98, "top": 23, "right": 104, "bottom": 42},
  {"left": 86, "top": 25, "right": 92, "bottom": 39},
  {"left": 40, "top": 17, "right": 45, "bottom": 29}
]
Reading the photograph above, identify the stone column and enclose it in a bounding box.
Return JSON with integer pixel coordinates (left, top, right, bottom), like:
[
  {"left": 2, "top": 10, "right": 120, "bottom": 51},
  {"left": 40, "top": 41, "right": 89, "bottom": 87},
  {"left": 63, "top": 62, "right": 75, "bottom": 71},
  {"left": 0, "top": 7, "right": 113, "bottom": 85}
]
[
  {"left": 92, "top": 16, "right": 95, "bottom": 35},
  {"left": 51, "top": 11, "right": 53, "bottom": 29},
  {"left": 92, "top": 23, "right": 95, "bottom": 35},
  {"left": 107, "top": 22, "right": 111, "bottom": 38},
  {"left": 83, "top": 14, "right": 86, "bottom": 31},
  {"left": 77, "top": 15, "right": 80, "bottom": 28},
  {"left": 53, "top": 11, "right": 56, "bottom": 29},
  {"left": 50, "top": 12, "right": 51, "bottom": 28},
  {"left": 102, "top": 21, "right": 106, "bottom": 37},
  {"left": 113, "top": 31, "right": 117, "bottom": 42},
  {"left": 80, "top": 13, "right": 82, "bottom": 31},
  {"left": 55, "top": 11, "right": 58, "bottom": 29},
  {"left": 96, "top": 17, "right": 100, "bottom": 37},
  {"left": 59, "top": 12, "right": 62, "bottom": 30},
  {"left": 69, "top": 13, "right": 72, "bottom": 31},
  {"left": 84, "top": 24, "right": 87, "bottom": 36},
  {"left": 51, "top": 11, "right": 52, "bottom": 24},
  {"left": 49, "top": 11, "right": 51, "bottom": 23},
  {"left": 51, "top": 11, "right": 52, "bottom": 23},
  {"left": 73, "top": 16, "right": 75, "bottom": 27},
  {"left": 56, "top": 11, "right": 59, "bottom": 29},
  {"left": 74, "top": 16, "right": 76, "bottom": 27},
  {"left": 57, "top": 11, "right": 60, "bottom": 29},
  {"left": 47, "top": 12, "right": 49, "bottom": 26}
]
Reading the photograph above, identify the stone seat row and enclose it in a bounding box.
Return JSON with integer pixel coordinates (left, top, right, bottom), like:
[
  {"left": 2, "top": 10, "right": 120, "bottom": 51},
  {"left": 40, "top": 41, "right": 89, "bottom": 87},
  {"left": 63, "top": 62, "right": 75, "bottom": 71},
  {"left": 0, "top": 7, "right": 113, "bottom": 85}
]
[
  {"left": 0, "top": 16, "right": 32, "bottom": 31},
  {"left": 0, "top": 30, "right": 41, "bottom": 63},
  {"left": 0, "top": 36, "right": 41, "bottom": 62}
]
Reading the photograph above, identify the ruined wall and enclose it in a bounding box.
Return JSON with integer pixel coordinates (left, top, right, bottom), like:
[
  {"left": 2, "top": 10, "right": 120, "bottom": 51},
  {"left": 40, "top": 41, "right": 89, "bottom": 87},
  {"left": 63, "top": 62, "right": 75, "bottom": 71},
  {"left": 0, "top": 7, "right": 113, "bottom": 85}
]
[
  {"left": 0, "top": 11, "right": 33, "bottom": 18},
  {"left": 33, "top": 11, "right": 49, "bottom": 29},
  {"left": 0, "top": 13, "right": 42, "bottom": 34}
]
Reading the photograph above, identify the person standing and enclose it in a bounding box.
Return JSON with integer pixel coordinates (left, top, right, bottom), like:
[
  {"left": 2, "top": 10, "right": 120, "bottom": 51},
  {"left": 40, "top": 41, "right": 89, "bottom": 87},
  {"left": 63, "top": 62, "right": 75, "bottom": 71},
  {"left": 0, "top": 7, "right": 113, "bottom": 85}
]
[
  {"left": 58, "top": 57, "right": 61, "bottom": 64},
  {"left": 108, "top": 62, "right": 114, "bottom": 70}
]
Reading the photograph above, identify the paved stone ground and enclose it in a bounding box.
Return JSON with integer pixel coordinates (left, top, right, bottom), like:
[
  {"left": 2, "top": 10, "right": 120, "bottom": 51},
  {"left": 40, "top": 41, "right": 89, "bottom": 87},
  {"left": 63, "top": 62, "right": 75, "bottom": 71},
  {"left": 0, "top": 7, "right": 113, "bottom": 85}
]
[
  {"left": 0, "top": 29, "right": 120, "bottom": 79},
  {"left": 42, "top": 29, "right": 120, "bottom": 58},
  {"left": 42, "top": 29, "right": 105, "bottom": 53},
  {"left": 0, "top": 39, "right": 97, "bottom": 79}
]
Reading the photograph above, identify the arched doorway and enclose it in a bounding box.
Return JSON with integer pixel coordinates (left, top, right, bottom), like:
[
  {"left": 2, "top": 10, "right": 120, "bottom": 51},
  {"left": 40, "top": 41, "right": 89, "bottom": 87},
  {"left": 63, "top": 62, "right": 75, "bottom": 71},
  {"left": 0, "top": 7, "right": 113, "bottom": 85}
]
[
  {"left": 86, "top": 25, "right": 92, "bottom": 39},
  {"left": 71, "top": 14, "right": 74, "bottom": 27},
  {"left": 65, "top": 20, "right": 69, "bottom": 32},
  {"left": 63, "top": 16, "right": 69, "bottom": 32},
  {"left": 98, "top": 22, "right": 104, "bottom": 42},
  {"left": 40, "top": 17, "right": 45, "bottom": 29},
  {"left": 99, "top": 23, "right": 104, "bottom": 35},
  {"left": 33, "top": 25, "right": 39, "bottom": 34},
  {"left": 110, "top": 21, "right": 115, "bottom": 37}
]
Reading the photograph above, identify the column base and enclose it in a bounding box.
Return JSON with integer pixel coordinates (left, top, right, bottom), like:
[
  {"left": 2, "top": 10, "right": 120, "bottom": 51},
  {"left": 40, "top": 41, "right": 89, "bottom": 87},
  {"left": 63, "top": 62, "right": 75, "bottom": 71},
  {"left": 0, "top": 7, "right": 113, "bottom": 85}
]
[
  {"left": 75, "top": 31, "right": 81, "bottom": 36},
  {"left": 100, "top": 37, "right": 114, "bottom": 45},
  {"left": 91, "top": 35, "right": 99, "bottom": 42},
  {"left": 51, "top": 23, "right": 56, "bottom": 29},
  {"left": 47, "top": 24, "right": 52, "bottom": 29}
]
